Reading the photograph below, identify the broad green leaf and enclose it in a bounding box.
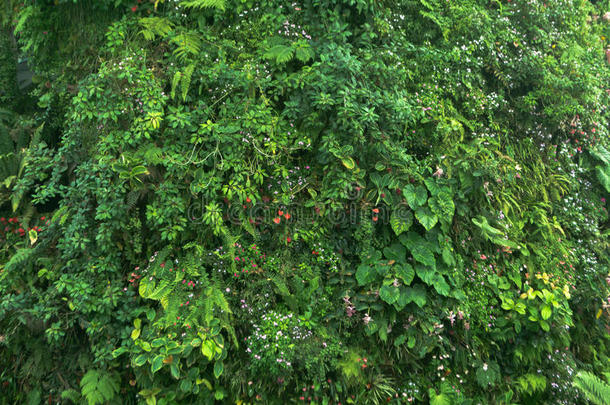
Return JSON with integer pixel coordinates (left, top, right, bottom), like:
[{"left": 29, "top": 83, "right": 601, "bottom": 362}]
[
  {"left": 383, "top": 243, "right": 406, "bottom": 262},
  {"left": 395, "top": 263, "right": 414, "bottom": 285},
  {"left": 415, "top": 264, "right": 435, "bottom": 284},
  {"left": 151, "top": 355, "right": 164, "bottom": 374},
  {"left": 170, "top": 363, "right": 180, "bottom": 379},
  {"left": 213, "top": 361, "right": 224, "bottom": 378},
  {"left": 415, "top": 207, "right": 438, "bottom": 231},
  {"left": 133, "top": 354, "right": 148, "bottom": 367},
  {"left": 201, "top": 339, "right": 215, "bottom": 360},
  {"left": 410, "top": 245, "right": 436, "bottom": 268},
  {"left": 379, "top": 285, "right": 400, "bottom": 304},
  {"left": 541, "top": 305, "right": 552, "bottom": 320},
  {"left": 415, "top": 185, "right": 428, "bottom": 205},
  {"left": 356, "top": 264, "right": 376, "bottom": 285},
  {"left": 431, "top": 274, "right": 450, "bottom": 296},
  {"left": 390, "top": 209, "right": 413, "bottom": 235},
  {"left": 424, "top": 178, "right": 441, "bottom": 196},
  {"left": 400, "top": 285, "right": 427, "bottom": 308},
  {"left": 429, "top": 191, "right": 455, "bottom": 221}
]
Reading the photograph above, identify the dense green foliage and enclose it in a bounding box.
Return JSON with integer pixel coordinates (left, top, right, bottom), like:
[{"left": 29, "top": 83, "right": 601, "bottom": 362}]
[{"left": 1, "top": 0, "right": 609, "bottom": 403}]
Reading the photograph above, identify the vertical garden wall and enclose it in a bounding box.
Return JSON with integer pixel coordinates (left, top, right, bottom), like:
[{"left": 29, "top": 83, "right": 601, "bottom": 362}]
[{"left": 0, "top": 0, "right": 609, "bottom": 403}]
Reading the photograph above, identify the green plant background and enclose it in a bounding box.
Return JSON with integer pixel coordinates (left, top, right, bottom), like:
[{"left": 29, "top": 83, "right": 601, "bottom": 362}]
[{"left": 0, "top": 0, "right": 609, "bottom": 404}]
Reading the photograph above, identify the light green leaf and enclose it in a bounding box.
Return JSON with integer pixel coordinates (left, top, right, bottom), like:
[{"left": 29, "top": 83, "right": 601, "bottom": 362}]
[
  {"left": 390, "top": 209, "right": 413, "bottom": 235},
  {"left": 415, "top": 207, "right": 438, "bottom": 231}
]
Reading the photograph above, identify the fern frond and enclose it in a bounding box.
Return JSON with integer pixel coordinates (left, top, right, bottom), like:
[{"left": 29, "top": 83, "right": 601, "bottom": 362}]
[
  {"left": 60, "top": 389, "right": 81, "bottom": 403},
  {"left": 573, "top": 371, "right": 610, "bottom": 405},
  {"left": 264, "top": 44, "right": 294, "bottom": 64},
  {"left": 138, "top": 17, "right": 174, "bottom": 41},
  {"left": 80, "top": 370, "right": 119, "bottom": 405},
  {"left": 181, "top": 63, "right": 196, "bottom": 101},
  {"left": 181, "top": 0, "right": 225, "bottom": 11},
  {"left": 171, "top": 71, "right": 182, "bottom": 100},
  {"left": 14, "top": 6, "right": 35, "bottom": 34},
  {"left": 4, "top": 248, "right": 33, "bottom": 272},
  {"left": 171, "top": 31, "right": 202, "bottom": 60}
]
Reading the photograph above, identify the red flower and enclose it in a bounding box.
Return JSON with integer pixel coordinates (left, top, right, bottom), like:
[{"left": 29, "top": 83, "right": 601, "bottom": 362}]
[
  {"left": 284, "top": 213, "right": 291, "bottom": 220},
  {"left": 273, "top": 217, "right": 281, "bottom": 224},
  {"left": 372, "top": 216, "right": 378, "bottom": 222},
  {"left": 278, "top": 210, "right": 284, "bottom": 216},
  {"left": 286, "top": 236, "right": 291, "bottom": 243},
  {"left": 246, "top": 197, "right": 251, "bottom": 203},
  {"left": 372, "top": 208, "right": 379, "bottom": 213},
  {"left": 131, "top": 5, "right": 138, "bottom": 12}
]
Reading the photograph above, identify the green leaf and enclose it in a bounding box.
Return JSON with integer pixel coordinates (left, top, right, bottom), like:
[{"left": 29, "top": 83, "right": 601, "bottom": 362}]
[
  {"left": 429, "top": 191, "right": 455, "bottom": 221},
  {"left": 415, "top": 207, "right": 438, "bottom": 231},
  {"left": 201, "top": 339, "right": 215, "bottom": 360},
  {"left": 131, "top": 328, "right": 141, "bottom": 340},
  {"left": 213, "top": 361, "right": 224, "bottom": 378},
  {"left": 395, "top": 264, "right": 414, "bottom": 285},
  {"left": 431, "top": 273, "right": 450, "bottom": 296},
  {"left": 541, "top": 305, "right": 552, "bottom": 320},
  {"left": 151, "top": 355, "right": 164, "bottom": 374},
  {"left": 264, "top": 45, "right": 294, "bottom": 64},
  {"left": 379, "top": 285, "right": 400, "bottom": 304},
  {"left": 415, "top": 185, "right": 428, "bottom": 205},
  {"left": 170, "top": 363, "right": 180, "bottom": 379},
  {"left": 415, "top": 264, "right": 435, "bottom": 284},
  {"left": 402, "top": 185, "right": 418, "bottom": 209},
  {"left": 181, "top": 0, "right": 226, "bottom": 11},
  {"left": 390, "top": 209, "right": 413, "bottom": 235},
  {"left": 133, "top": 354, "right": 148, "bottom": 367},
  {"left": 424, "top": 178, "right": 441, "bottom": 196},
  {"left": 356, "top": 264, "right": 376, "bottom": 286},
  {"left": 341, "top": 157, "right": 355, "bottom": 170},
  {"left": 410, "top": 245, "right": 436, "bottom": 268},
  {"left": 400, "top": 285, "right": 427, "bottom": 308},
  {"left": 383, "top": 243, "right": 406, "bottom": 262}
]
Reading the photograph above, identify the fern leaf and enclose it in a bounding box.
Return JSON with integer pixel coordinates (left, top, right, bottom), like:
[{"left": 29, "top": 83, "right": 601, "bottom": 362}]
[
  {"left": 138, "top": 17, "right": 174, "bottom": 40},
  {"left": 171, "top": 71, "right": 182, "bottom": 100},
  {"left": 4, "top": 248, "right": 33, "bottom": 272},
  {"left": 181, "top": 63, "right": 196, "bottom": 101},
  {"left": 171, "top": 32, "right": 202, "bottom": 60},
  {"left": 264, "top": 45, "right": 294, "bottom": 64},
  {"left": 181, "top": 0, "right": 226, "bottom": 11},
  {"left": 573, "top": 371, "right": 610, "bottom": 405}
]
